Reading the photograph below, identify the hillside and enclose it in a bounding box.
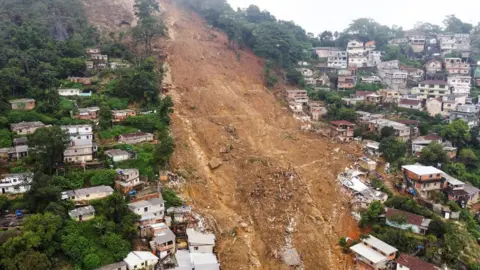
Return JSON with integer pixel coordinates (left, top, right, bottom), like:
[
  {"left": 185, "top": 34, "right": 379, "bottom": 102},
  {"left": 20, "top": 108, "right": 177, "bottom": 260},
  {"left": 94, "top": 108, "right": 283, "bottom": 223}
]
[{"left": 80, "top": 0, "right": 363, "bottom": 269}]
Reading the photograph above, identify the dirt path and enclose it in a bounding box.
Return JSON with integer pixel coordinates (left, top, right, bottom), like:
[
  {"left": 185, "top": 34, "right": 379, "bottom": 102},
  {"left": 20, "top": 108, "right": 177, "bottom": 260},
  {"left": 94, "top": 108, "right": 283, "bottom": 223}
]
[{"left": 159, "top": 1, "right": 361, "bottom": 269}]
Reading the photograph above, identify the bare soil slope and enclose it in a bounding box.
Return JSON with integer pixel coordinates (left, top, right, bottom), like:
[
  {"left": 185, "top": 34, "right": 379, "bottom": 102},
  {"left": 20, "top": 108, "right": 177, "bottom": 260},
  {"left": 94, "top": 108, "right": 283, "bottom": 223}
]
[
  {"left": 160, "top": 2, "right": 361, "bottom": 269},
  {"left": 82, "top": 0, "right": 362, "bottom": 269}
]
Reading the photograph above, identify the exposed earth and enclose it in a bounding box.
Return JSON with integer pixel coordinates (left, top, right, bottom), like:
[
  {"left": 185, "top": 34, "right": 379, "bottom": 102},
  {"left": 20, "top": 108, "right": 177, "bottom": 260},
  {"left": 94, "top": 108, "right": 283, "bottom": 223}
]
[{"left": 82, "top": 0, "right": 364, "bottom": 269}]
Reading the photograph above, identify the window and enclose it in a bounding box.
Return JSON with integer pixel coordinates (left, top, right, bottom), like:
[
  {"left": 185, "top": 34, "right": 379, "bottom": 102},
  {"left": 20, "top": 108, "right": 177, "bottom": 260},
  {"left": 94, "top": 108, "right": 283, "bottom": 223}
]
[
  {"left": 194, "top": 247, "right": 199, "bottom": 251},
  {"left": 141, "top": 262, "right": 144, "bottom": 266},
  {"left": 144, "top": 207, "right": 148, "bottom": 212},
  {"left": 86, "top": 194, "right": 90, "bottom": 198}
]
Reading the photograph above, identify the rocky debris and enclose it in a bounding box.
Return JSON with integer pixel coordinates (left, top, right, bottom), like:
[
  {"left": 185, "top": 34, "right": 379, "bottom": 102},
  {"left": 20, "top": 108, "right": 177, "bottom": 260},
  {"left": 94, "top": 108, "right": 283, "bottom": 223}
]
[
  {"left": 282, "top": 247, "right": 302, "bottom": 267},
  {"left": 209, "top": 158, "right": 222, "bottom": 170},
  {"left": 219, "top": 144, "right": 232, "bottom": 153}
]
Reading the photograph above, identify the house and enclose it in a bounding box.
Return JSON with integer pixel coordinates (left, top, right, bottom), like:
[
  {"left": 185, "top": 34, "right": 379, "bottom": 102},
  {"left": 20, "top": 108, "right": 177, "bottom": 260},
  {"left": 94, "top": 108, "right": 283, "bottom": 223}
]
[
  {"left": 112, "top": 109, "right": 137, "bottom": 122},
  {"left": 410, "top": 80, "right": 449, "bottom": 99},
  {"left": 381, "top": 70, "right": 408, "bottom": 90},
  {"left": 369, "top": 119, "right": 411, "bottom": 141},
  {"left": 424, "top": 59, "right": 442, "bottom": 74},
  {"left": 62, "top": 125, "right": 96, "bottom": 164},
  {"left": 151, "top": 228, "right": 176, "bottom": 259},
  {"left": 296, "top": 68, "right": 314, "bottom": 85},
  {"left": 62, "top": 186, "right": 114, "bottom": 203},
  {"left": 426, "top": 98, "right": 442, "bottom": 116},
  {"left": 86, "top": 61, "right": 94, "bottom": 69},
  {"left": 312, "top": 47, "right": 342, "bottom": 58},
  {"left": 449, "top": 104, "right": 479, "bottom": 129},
  {"left": 0, "top": 172, "right": 33, "bottom": 194},
  {"left": 338, "top": 76, "right": 356, "bottom": 89},
  {"left": 350, "top": 235, "right": 397, "bottom": 270},
  {"left": 402, "top": 165, "right": 446, "bottom": 197},
  {"left": 186, "top": 228, "right": 216, "bottom": 253},
  {"left": 7, "top": 145, "right": 28, "bottom": 161},
  {"left": 447, "top": 75, "right": 471, "bottom": 96},
  {"left": 347, "top": 40, "right": 365, "bottom": 55},
  {"left": 365, "top": 40, "right": 376, "bottom": 51},
  {"left": 378, "top": 89, "right": 401, "bottom": 103},
  {"left": 115, "top": 168, "right": 143, "bottom": 194},
  {"left": 395, "top": 253, "right": 440, "bottom": 270},
  {"left": 128, "top": 197, "right": 165, "bottom": 225},
  {"left": 86, "top": 48, "right": 101, "bottom": 54},
  {"left": 90, "top": 54, "right": 108, "bottom": 62},
  {"left": 96, "top": 261, "right": 128, "bottom": 270},
  {"left": 118, "top": 132, "right": 154, "bottom": 144},
  {"left": 124, "top": 251, "right": 158, "bottom": 270},
  {"left": 58, "top": 88, "right": 81, "bottom": 96},
  {"left": 385, "top": 208, "right": 431, "bottom": 235},
  {"left": 365, "top": 141, "right": 381, "bottom": 156},
  {"left": 109, "top": 61, "right": 130, "bottom": 69},
  {"left": 441, "top": 94, "right": 466, "bottom": 115},
  {"left": 365, "top": 94, "right": 382, "bottom": 104},
  {"left": 400, "top": 65, "right": 424, "bottom": 82},
  {"left": 411, "top": 134, "right": 442, "bottom": 156},
  {"left": 10, "top": 121, "right": 47, "bottom": 135},
  {"left": 69, "top": 77, "right": 92, "bottom": 85},
  {"left": 330, "top": 120, "right": 355, "bottom": 142},
  {"left": 313, "top": 72, "right": 330, "bottom": 88},
  {"left": 444, "top": 175, "right": 479, "bottom": 207},
  {"left": 74, "top": 107, "right": 100, "bottom": 120},
  {"left": 408, "top": 34, "right": 426, "bottom": 53},
  {"left": 311, "top": 107, "right": 327, "bottom": 121},
  {"left": 367, "top": 51, "right": 382, "bottom": 67},
  {"left": 355, "top": 91, "right": 374, "bottom": 99},
  {"left": 444, "top": 58, "right": 470, "bottom": 75},
  {"left": 348, "top": 54, "right": 367, "bottom": 68},
  {"left": 69, "top": 205, "right": 95, "bottom": 222},
  {"left": 398, "top": 99, "right": 422, "bottom": 110},
  {"left": 361, "top": 76, "right": 382, "bottom": 84},
  {"left": 327, "top": 51, "right": 348, "bottom": 69},
  {"left": 190, "top": 253, "right": 220, "bottom": 270},
  {"left": 463, "top": 184, "right": 480, "bottom": 207},
  {"left": 105, "top": 149, "right": 131, "bottom": 162},
  {"left": 439, "top": 34, "right": 471, "bottom": 54},
  {"left": 286, "top": 90, "right": 308, "bottom": 101},
  {"left": 13, "top": 137, "right": 27, "bottom": 147},
  {"left": 9, "top": 98, "right": 35, "bottom": 110},
  {"left": 389, "top": 37, "right": 408, "bottom": 45}
]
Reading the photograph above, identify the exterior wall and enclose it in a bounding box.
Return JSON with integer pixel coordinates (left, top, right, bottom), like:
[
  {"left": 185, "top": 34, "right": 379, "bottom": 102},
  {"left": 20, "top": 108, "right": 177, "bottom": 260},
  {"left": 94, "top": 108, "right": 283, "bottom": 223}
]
[
  {"left": 112, "top": 155, "right": 130, "bottom": 162},
  {"left": 403, "top": 169, "right": 443, "bottom": 182},
  {"left": 426, "top": 99, "right": 442, "bottom": 116},
  {"left": 13, "top": 126, "right": 42, "bottom": 135},
  {"left": 189, "top": 245, "right": 214, "bottom": 254},
  {"left": 73, "top": 191, "right": 113, "bottom": 202},
  {"left": 58, "top": 89, "right": 81, "bottom": 96},
  {"left": 11, "top": 101, "right": 35, "bottom": 110},
  {"left": 119, "top": 135, "right": 154, "bottom": 144},
  {"left": 72, "top": 212, "right": 95, "bottom": 222}
]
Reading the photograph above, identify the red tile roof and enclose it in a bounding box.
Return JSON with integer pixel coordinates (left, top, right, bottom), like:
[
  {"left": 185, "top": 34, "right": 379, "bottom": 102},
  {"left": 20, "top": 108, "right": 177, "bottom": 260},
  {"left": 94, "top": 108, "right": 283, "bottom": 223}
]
[
  {"left": 399, "top": 99, "right": 422, "bottom": 106},
  {"left": 395, "top": 254, "right": 438, "bottom": 270},
  {"left": 365, "top": 40, "right": 376, "bottom": 47},
  {"left": 385, "top": 208, "right": 425, "bottom": 227},
  {"left": 331, "top": 120, "right": 355, "bottom": 126},
  {"left": 421, "top": 134, "right": 442, "bottom": 141}
]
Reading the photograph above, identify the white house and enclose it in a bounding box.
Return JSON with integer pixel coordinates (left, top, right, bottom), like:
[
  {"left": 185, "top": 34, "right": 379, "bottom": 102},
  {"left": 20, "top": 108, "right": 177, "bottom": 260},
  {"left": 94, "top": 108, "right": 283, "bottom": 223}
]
[
  {"left": 62, "top": 185, "right": 114, "bottom": 203},
  {"left": 105, "top": 149, "right": 131, "bottom": 162},
  {"left": 348, "top": 54, "right": 367, "bottom": 68},
  {"left": 350, "top": 235, "right": 397, "bottom": 269},
  {"left": 186, "top": 228, "right": 216, "bottom": 254},
  {"left": 0, "top": 172, "right": 33, "bottom": 194},
  {"left": 347, "top": 40, "right": 365, "bottom": 55},
  {"left": 58, "top": 88, "right": 81, "bottom": 96},
  {"left": 124, "top": 251, "right": 158, "bottom": 270},
  {"left": 448, "top": 76, "right": 471, "bottom": 95},
  {"left": 398, "top": 99, "right": 422, "bottom": 110},
  {"left": 327, "top": 51, "right": 348, "bottom": 69},
  {"left": 190, "top": 253, "right": 220, "bottom": 270},
  {"left": 128, "top": 197, "right": 165, "bottom": 224},
  {"left": 61, "top": 125, "right": 96, "bottom": 164}
]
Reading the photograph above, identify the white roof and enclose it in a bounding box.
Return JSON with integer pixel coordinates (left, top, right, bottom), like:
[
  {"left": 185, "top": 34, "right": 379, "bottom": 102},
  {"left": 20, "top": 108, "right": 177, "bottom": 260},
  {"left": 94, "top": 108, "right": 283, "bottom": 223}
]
[
  {"left": 444, "top": 174, "right": 464, "bottom": 186},
  {"left": 362, "top": 235, "right": 398, "bottom": 255},
  {"left": 190, "top": 253, "right": 220, "bottom": 270},
  {"left": 124, "top": 251, "right": 158, "bottom": 266},
  {"left": 173, "top": 250, "right": 192, "bottom": 270},
  {"left": 342, "top": 177, "right": 369, "bottom": 193},
  {"left": 186, "top": 229, "right": 216, "bottom": 245},
  {"left": 350, "top": 243, "right": 388, "bottom": 264},
  {"left": 401, "top": 165, "right": 444, "bottom": 176}
]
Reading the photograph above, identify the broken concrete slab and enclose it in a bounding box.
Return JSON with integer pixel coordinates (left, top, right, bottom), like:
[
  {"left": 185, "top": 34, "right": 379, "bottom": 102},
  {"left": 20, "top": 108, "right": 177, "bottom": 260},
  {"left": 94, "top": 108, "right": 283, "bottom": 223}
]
[
  {"left": 209, "top": 158, "right": 222, "bottom": 170},
  {"left": 282, "top": 247, "right": 301, "bottom": 266}
]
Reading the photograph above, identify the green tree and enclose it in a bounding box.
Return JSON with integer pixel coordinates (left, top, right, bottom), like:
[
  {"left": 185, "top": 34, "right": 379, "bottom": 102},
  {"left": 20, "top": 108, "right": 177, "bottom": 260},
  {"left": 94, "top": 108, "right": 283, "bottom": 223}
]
[
  {"left": 360, "top": 201, "right": 384, "bottom": 227},
  {"left": 83, "top": 254, "right": 101, "bottom": 270},
  {"left": 286, "top": 68, "right": 304, "bottom": 86},
  {"left": 99, "top": 102, "right": 112, "bottom": 130},
  {"left": 153, "top": 130, "right": 175, "bottom": 170},
  {"left": 458, "top": 148, "right": 478, "bottom": 167},
  {"left": 380, "top": 126, "right": 395, "bottom": 138},
  {"left": 443, "top": 15, "right": 473, "bottom": 34},
  {"left": 418, "top": 142, "right": 448, "bottom": 166},
  {"left": 28, "top": 126, "right": 70, "bottom": 174},
  {"left": 379, "top": 137, "right": 406, "bottom": 162},
  {"left": 162, "top": 188, "right": 183, "bottom": 208},
  {"left": 441, "top": 119, "right": 470, "bottom": 149}
]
